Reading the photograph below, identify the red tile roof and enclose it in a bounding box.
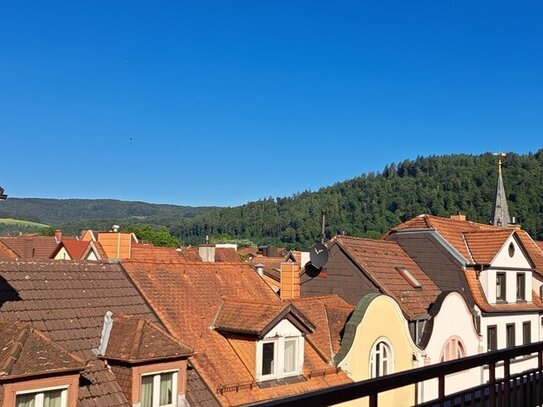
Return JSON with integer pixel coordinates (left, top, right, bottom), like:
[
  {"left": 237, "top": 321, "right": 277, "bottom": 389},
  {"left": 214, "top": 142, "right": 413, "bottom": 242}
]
[
  {"left": 60, "top": 239, "right": 90, "bottom": 260},
  {"left": 122, "top": 260, "right": 351, "bottom": 406},
  {"left": 215, "top": 248, "right": 241, "bottom": 262},
  {"left": 0, "top": 319, "right": 85, "bottom": 380},
  {"left": 330, "top": 235, "right": 441, "bottom": 319},
  {"left": 130, "top": 243, "right": 185, "bottom": 263},
  {"left": 0, "top": 236, "right": 60, "bottom": 259},
  {"left": 537, "top": 241, "right": 543, "bottom": 251},
  {"left": 102, "top": 314, "right": 192, "bottom": 363},
  {"left": 213, "top": 300, "right": 313, "bottom": 337},
  {"left": 0, "top": 240, "right": 18, "bottom": 260},
  {"left": 0, "top": 260, "right": 167, "bottom": 406},
  {"left": 463, "top": 230, "right": 514, "bottom": 264},
  {"left": 390, "top": 215, "right": 543, "bottom": 276},
  {"left": 247, "top": 255, "right": 284, "bottom": 281}
]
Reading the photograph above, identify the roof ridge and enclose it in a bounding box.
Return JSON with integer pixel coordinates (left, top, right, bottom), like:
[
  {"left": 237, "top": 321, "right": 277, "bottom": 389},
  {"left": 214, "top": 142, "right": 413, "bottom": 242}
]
[{"left": 336, "top": 235, "right": 396, "bottom": 244}]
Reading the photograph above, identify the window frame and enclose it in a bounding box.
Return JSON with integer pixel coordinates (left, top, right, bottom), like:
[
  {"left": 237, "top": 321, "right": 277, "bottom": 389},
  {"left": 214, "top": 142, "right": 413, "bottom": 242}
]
[
  {"left": 487, "top": 325, "right": 498, "bottom": 352},
  {"left": 439, "top": 336, "right": 467, "bottom": 362},
  {"left": 506, "top": 323, "right": 516, "bottom": 348},
  {"left": 256, "top": 336, "right": 303, "bottom": 382},
  {"left": 523, "top": 321, "right": 531, "bottom": 345},
  {"left": 140, "top": 369, "right": 178, "bottom": 407},
  {"left": 517, "top": 273, "right": 526, "bottom": 301},
  {"left": 15, "top": 385, "right": 68, "bottom": 407},
  {"left": 496, "top": 273, "right": 507, "bottom": 302},
  {"left": 369, "top": 339, "right": 394, "bottom": 379}
]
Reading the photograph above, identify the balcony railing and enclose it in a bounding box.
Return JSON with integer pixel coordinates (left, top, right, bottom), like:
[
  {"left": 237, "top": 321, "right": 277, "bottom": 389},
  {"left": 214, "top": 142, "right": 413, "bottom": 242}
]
[{"left": 253, "top": 341, "right": 543, "bottom": 407}]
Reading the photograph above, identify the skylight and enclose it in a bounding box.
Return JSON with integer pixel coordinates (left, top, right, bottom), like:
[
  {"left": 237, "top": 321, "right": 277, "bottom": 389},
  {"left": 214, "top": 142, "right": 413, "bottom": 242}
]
[{"left": 396, "top": 267, "right": 422, "bottom": 289}]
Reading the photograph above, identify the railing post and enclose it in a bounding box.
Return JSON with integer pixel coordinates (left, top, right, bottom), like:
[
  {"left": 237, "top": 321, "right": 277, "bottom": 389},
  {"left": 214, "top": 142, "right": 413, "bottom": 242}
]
[
  {"left": 504, "top": 358, "right": 510, "bottom": 407},
  {"left": 438, "top": 374, "right": 445, "bottom": 406},
  {"left": 489, "top": 362, "right": 496, "bottom": 406},
  {"left": 369, "top": 393, "right": 378, "bottom": 407}
]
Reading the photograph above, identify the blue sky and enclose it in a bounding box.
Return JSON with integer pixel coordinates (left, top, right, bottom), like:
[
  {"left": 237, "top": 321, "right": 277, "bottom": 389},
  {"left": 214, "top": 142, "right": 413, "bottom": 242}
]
[{"left": 1, "top": 1, "right": 542, "bottom": 207}]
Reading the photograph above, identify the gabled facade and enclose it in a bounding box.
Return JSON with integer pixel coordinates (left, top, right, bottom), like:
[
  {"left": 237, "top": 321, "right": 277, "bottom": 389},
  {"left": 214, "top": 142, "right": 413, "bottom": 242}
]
[{"left": 333, "top": 294, "right": 422, "bottom": 407}]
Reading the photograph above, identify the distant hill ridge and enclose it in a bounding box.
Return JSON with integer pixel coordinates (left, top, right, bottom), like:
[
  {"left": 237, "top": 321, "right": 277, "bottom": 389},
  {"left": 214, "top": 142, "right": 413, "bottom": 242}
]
[{"left": 1, "top": 150, "right": 543, "bottom": 247}]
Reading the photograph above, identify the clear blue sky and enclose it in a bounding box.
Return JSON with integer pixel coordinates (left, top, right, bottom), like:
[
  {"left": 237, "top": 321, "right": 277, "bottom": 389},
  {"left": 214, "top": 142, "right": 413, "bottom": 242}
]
[{"left": 1, "top": 1, "right": 542, "bottom": 207}]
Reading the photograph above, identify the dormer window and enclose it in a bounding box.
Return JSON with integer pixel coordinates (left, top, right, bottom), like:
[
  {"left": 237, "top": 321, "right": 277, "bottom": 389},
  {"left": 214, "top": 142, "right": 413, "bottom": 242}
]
[
  {"left": 141, "top": 370, "right": 178, "bottom": 407},
  {"left": 16, "top": 387, "right": 67, "bottom": 407},
  {"left": 258, "top": 336, "right": 302, "bottom": 381},
  {"left": 496, "top": 273, "right": 506, "bottom": 302}
]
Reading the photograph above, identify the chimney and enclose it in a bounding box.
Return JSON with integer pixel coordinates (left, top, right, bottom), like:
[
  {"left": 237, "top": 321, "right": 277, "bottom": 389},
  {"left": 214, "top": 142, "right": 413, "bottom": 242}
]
[
  {"left": 280, "top": 262, "right": 300, "bottom": 300},
  {"left": 254, "top": 263, "right": 265, "bottom": 276},
  {"left": 54, "top": 229, "right": 63, "bottom": 243},
  {"left": 199, "top": 245, "right": 216, "bottom": 262},
  {"left": 449, "top": 213, "right": 466, "bottom": 222}
]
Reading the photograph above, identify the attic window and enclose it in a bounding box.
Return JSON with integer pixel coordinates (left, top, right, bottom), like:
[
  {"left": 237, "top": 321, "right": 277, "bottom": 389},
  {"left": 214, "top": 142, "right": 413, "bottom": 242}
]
[
  {"left": 396, "top": 267, "right": 421, "bottom": 289},
  {"left": 509, "top": 242, "right": 515, "bottom": 257}
]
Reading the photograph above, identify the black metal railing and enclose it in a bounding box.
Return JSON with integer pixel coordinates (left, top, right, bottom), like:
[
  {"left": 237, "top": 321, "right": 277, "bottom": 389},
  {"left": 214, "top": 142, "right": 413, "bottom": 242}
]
[{"left": 252, "top": 341, "right": 543, "bottom": 407}]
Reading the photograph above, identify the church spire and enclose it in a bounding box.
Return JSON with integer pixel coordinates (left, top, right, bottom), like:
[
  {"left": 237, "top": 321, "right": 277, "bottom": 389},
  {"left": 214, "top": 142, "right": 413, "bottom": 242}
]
[{"left": 490, "top": 153, "right": 511, "bottom": 227}]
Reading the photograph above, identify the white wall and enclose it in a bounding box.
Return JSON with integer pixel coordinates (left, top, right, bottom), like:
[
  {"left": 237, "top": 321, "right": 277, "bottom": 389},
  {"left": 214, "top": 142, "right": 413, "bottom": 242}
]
[{"left": 420, "top": 292, "right": 482, "bottom": 403}]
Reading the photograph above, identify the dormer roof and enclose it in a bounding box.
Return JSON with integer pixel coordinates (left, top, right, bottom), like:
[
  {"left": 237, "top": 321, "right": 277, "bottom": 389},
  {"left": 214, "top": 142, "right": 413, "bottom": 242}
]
[
  {"left": 213, "top": 300, "right": 314, "bottom": 338},
  {"left": 99, "top": 313, "right": 192, "bottom": 364},
  {"left": 463, "top": 229, "right": 516, "bottom": 265},
  {"left": 0, "top": 319, "right": 85, "bottom": 380}
]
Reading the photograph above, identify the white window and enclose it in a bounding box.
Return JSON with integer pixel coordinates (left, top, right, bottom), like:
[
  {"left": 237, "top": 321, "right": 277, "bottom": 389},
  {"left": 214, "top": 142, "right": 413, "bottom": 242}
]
[
  {"left": 257, "top": 337, "right": 302, "bottom": 381},
  {"left": 16, "top": 386, "right": 68, "bottom": 407},
  {"left": 370, "top": 340, "right": 393, "bottom": 378},
  {"left": 141, "top": 370, "right": 178, "bottom": 407}
]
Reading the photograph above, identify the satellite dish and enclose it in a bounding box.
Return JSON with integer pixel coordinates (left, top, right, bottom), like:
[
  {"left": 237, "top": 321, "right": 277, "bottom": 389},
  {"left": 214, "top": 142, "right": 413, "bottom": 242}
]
[
  {"left": 309, "top": 243, "right": 329, "bottom": 269},
  {"left": 305, "top": 263, "right": 322, "bottom": 278}
]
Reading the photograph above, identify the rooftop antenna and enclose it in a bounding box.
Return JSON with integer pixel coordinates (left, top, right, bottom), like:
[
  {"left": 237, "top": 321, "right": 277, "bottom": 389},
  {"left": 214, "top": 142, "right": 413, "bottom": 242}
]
[
  {"left": 320, "top": 211, "right": 326, "bottom": 244},
  {"left": 205, "top": 234, "right": 209, "bottom": 245}
]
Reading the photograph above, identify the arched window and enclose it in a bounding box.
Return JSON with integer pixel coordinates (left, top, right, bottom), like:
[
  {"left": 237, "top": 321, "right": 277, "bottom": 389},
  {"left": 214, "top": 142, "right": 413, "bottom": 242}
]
[
  {"left": 370, "top": 340, "right": 393, "bottom": 378},
  {"left": 440, "top": 337, "right": 466, "bottom": 362}
]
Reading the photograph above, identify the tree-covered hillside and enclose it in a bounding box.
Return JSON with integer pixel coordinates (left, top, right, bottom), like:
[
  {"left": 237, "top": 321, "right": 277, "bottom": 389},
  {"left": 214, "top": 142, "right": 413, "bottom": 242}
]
[
  {"left": 169, "top": 151, "right": 543, "bottom": 247},
  {"left": 2, "top": 151, "right": 542, "bottom": 247}
]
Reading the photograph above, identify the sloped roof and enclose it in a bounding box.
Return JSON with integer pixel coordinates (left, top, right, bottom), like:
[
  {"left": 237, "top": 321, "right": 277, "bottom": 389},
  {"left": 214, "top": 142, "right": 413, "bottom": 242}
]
[
  {"left": 330, "top": 235, "right": 441, "bottom": 319},
  {"left": 130, "top": 243, "right": 185, "bottom": 263},
  {"left": 537, "top": 241, "right": 543, "bottom": 251},
  {"left": 102, "top": 314, "right": 192, "bottom": 363},
  {"left": 213, "top": 300, "right": 313, "bottom": 337},
  {"left": 122, "top": 260, "right": 351, "bottom": 406},
  {"left": 0, "top": 236, "right": 60, "bottom": 259},
  {"left": 247, "top": 255, "right": 284, "bottom": 281},
  {"left": 0, "top": 319, "right": 85, "bottom": 380},
  {"left": 463, "top": 230, "right": 514, "bottom": 264},
  {"left": 291, "top": 295, "right": 353, "bottom": 362},
  {"left": 0, "top": 260, "right": 167, "bottom": 406},
  {"left": 390, "top": 215, "right": 543, "bottom": 276},
  {"left": 0, "top": 240, "right": 18, "bottom": 260},
  {"left": 215, "top": 248, "right": 241, "bottom": 262},
  {"left": 59, "top": 239, "right": 90, "bottom": 260}
]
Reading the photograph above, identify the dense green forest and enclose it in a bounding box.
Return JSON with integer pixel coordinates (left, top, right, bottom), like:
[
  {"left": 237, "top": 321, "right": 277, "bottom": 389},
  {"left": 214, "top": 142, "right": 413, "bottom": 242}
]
[{"left": 2, "top": 151, "right": 543, "bottom": 247}]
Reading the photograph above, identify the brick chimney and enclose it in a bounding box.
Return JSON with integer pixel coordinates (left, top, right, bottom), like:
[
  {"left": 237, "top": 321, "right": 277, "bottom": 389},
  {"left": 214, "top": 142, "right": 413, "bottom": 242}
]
[
  {"left": 54, "top": 229, "right": 63, "bottom": 243},
  {"left": 280, "top": 262, "right": 300, "bottom": 300},
  {"left": 449, "top": 213, "right": 466, "bottom": 222}
]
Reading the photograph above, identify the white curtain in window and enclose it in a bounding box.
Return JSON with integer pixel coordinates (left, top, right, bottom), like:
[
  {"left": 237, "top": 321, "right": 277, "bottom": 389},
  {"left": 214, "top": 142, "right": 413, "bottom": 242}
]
[
  {"left": 141, "top": 375, "right": 154, "bottom": 407},
  {"left": 284, "top": 339, "right": 296, "bottom": 373},
  {"left": 159, "top": 373, "right": 173, "bottom": 405},
  {"left": 43, "top": 390, "right": 63, "bottom": 407},
  {"left": 15, "top": 394, "right": 36, "bottom": 407}
]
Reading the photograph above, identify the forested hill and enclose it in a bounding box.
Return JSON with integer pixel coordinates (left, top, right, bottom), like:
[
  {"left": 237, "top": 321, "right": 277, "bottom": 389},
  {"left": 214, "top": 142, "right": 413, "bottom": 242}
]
[
  {"left": 169, "top": 151, "right": 543, "bottom": 247},
  {"left": 2, "top": 151, "right": 543, "bottom": 247}
]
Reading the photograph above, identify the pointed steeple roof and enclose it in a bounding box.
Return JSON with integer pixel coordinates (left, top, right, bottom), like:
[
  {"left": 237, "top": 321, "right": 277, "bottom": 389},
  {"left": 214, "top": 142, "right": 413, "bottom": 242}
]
[{"left": 490, "top": 154, "right": 511, "bottom": 227}]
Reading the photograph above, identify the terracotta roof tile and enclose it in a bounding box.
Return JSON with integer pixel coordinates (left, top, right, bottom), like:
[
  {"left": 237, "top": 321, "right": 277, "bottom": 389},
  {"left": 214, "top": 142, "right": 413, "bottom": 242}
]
[
  {"left": 0, "top": 236, "right": 60, "bottom": 259},
  {"left": 463, "top": 230, "right": 514, "bottom": 264},
  {"left": 60, "top": 239, "right": 90, "bottom": 260},
  {"left": 0, "top": 319, "right": 85, "bottom": 380},
  {"left": 0, "top": 260, "right": 167, "bottom": 406},
  {"left": 213, "top": 300, "right": 312, "bottom": 337},
  {"left": 0, "top": 240, "right": 18, "bottom": 260},
  {"left": 331, "top": 236, "right": 441, "bottom": 319},
  {"left": 391, "top": 215, "right": 543, "bottom": 276},
  {"left": 130, "top": 243, "right": 185, "bottom": 263},
  {"left": 102, "top": 314, "right": 192, "bottom": 363},
  {"left": 122, "top": 260, "right": 351, "bottom": 405},
  {"left": 215, "top": 248, "right": 241, "bottom": 262},
  {"left": 248, "top": 255, "right": 284, "bottom": 281}
]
